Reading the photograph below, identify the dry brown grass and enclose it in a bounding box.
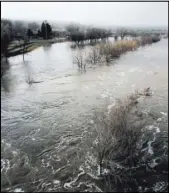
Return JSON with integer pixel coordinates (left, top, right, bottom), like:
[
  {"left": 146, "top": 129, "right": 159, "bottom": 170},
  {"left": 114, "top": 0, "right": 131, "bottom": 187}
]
[
  {"left": 97, "top": 36, "right": 160, "bottom": 64},
  {"left": 98, "top": 40, "right": 139, "bottom": 63}
]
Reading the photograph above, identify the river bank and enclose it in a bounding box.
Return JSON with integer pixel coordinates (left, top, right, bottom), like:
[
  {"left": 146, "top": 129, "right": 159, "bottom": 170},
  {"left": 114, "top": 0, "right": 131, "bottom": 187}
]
[{"left": 6, "top": 38, "right": 68, "bottom": 57}]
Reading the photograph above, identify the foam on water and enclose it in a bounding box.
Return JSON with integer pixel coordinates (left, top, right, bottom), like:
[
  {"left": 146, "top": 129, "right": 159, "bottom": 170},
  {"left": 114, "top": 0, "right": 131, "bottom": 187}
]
[
  {"left": 148, "top": 158, "right": 158, "bottom": 168},
  {"left": 117, "top": 72, "right": 125, "bottom": 77},
  {"left": 83, "top": 86, "right": 89, "bottom": 90},
  {"left": 128, "top": 67, "right": 142, "bottom": 72},
  {"left": 152, "top": 181, "right": 167, "bottom": 192},
  {"left": 101, "top": 94, "right": 108, "bottom": 98},
  {"left": 14, "top": 188, "right": 24, "bottom": 192},
  {"left": 146, "top": 71, "right": 153, "bottom": 75},
  {"left": 85, "top": 183, "right": 103, "bottom": 192},
  {"left": 115, "top": 80, "right": 123, "bottom": 87},
  {"left": 83, "top": 154, "right": 101, "bottom": 180},
  {"left": 107, "top": 101, "right": 116, "bottom": 114},
  {"left": 160, "top": 112, "right": 167, "bottom": 116},
  {"left": 157, "top": 118, "right": 162, "bottom": 122},
  {"left": 98, "top": 76, "right": 104, "bottom": 81},
  {"left": 142, "top": 125, "right": 161, "bottom": 155},
  {"left": 1, "top": 159, "right": 10, "bottom": 172},
  {"left": 64, "top": 165, "right": 85, "bottom": 189},
  {"left": 53, "top": 180, "right": 60, "bottom": 185},
  {"left": 90, "top": 120, "right": 94, "bottom": 125}
]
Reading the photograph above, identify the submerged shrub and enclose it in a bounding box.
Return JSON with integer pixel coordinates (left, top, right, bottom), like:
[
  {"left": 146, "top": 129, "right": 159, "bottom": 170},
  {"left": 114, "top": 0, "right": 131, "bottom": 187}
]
[
  {"left": 98, "top": 40, "right": 139, "bottom": 63},
  {"left": 138, "top": 35, "right": 161, "bottom": 46},
  {"left": 86, "top": 46, "right": 102, "bottom": 65},
  {"left": 73, "top": 35, "right": 161, "bottom": 70},
  {"left": 97, "top": 36, "right": 160, "bottom": 64},
  {"left": 151, "top": 36, "right": 160, "bottom": 43},
  {"left": 73, "top": 51, "right": 86, "bottom": 71},
  {"left": 26, "top": 76, "right": 34, "bottom": 85},
  {"left": 91, "top": 89, "right": 168, "bottom": 192},
  {"left": 92, "top": 92, "right": 144, "bottom": 176}
]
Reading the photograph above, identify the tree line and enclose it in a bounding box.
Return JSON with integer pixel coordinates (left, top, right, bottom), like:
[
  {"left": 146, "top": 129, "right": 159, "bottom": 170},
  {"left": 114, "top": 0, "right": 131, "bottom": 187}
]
[
  {"left": 26, "top": 21, "right": 52, "bottom": 40},
  {"left": 1, "top": 18, "right": 165, "bottom": 57},
  {"left": 1, "top": 19, "right": 53, "bottom": 56},
  {"left": 66, "top": 24, "right": 112, "bottom": 44}
]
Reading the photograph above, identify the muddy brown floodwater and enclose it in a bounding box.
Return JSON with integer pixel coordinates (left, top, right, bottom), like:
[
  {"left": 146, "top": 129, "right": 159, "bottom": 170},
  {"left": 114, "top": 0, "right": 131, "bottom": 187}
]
[{"left": 1, "top": 39, "right": 168, "bottom": 192}]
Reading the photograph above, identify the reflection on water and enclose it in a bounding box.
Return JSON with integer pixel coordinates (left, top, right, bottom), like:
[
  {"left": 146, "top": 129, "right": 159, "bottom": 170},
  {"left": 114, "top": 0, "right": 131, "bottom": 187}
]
[
  {"left": 1, "top": 39, "right": 168, "bottom": 192},
  {"left": 42, "top": 44, "right": 52, "bottom": 52},
  {"left": 1, "top": 75, "right": 11, "bottom": 93}
]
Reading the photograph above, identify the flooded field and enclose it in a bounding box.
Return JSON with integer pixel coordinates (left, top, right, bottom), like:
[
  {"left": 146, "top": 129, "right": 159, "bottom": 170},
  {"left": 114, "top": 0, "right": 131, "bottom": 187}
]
[{"left": 1, "top": 39, "right": 168, "bottom": 192}]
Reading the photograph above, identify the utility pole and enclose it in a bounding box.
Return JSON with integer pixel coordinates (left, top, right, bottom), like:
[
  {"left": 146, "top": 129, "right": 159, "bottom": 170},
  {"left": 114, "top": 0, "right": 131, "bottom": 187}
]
[{"left": 23, "top": 41, "right": 25, "bottom": 61}]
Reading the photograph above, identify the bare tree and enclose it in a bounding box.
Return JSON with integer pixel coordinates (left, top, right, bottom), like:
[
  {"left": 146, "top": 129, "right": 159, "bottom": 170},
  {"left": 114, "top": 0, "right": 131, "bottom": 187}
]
[
  {"left": 98, "top": 42, "right": 112, "bottom": 64},
  {"left": 25, "top": 76, "right": 34, "bottom": 85},
  {"left": 1, "top": 19, "right": 13, "bottom": 59},
  {"left": 66, "top": 24, "right": 80, "bottom": 34},
  {"left": 87, "top": 46, "right": 101, "bottom": 65},
  {"left": 93, "top": 110, "right": 116, "bottom": 176},
  {"left": 117, "top": 28, "right": 128, "bottom": 40},
  {"left": 13, "top": 20, "right": 27, "bottom": 37},
  {"left": 73, "top": 52, "right": 86, "bottom": 71}
]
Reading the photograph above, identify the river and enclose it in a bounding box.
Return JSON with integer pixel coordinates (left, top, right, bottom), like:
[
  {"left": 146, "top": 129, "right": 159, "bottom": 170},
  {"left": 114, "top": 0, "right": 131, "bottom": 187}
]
[{"left": 1, "top": 39, "right": 168, "bottom": 192}]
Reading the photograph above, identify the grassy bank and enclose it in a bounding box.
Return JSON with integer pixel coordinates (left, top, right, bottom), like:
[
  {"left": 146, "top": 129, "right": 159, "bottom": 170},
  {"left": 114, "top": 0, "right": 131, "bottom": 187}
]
[{"left": 6, "top": 38, "right": 67, "bottom": 57}]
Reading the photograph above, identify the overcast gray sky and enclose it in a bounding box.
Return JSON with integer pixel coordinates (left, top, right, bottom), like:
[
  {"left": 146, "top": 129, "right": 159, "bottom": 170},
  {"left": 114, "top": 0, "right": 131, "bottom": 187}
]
[{"left": 1, "top": 2, "right": 168, "bottom": 27}]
